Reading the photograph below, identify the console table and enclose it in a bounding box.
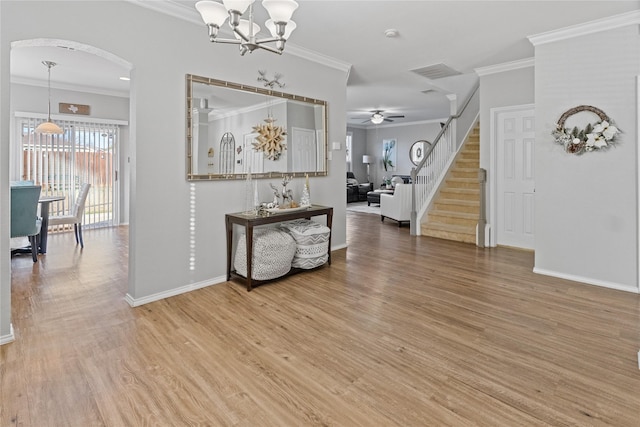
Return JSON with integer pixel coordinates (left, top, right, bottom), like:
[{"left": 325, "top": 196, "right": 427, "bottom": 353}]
[{"left": 225, "top": 205, "right": 333, "bottom": 291}]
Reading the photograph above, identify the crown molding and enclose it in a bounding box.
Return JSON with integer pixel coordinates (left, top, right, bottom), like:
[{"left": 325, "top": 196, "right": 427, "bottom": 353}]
[
  {"left": 11, "top": 76, "right": 129, "bottom": 98},
  {"left": 125, "top": 0, "right": 353, "bottom": 75},
  {"left": 475, "top": 58, "right": 534, "bottom": 77},
  {"left": 347, "top": 118, "right": 448, "bottom": 130},
  {"left": 283, "top": 43, "right": 352, "bottom": 75},
  {"left": 528, "top": 9, "right": 640, "bottom": 46},
  {"left": 127, "top": 0, "right": 203, "bottom": 25}
]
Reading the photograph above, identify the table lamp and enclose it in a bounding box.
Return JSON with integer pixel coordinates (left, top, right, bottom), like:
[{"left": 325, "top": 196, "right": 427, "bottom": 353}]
[{"left": 362, "top": 155, "right": 372, "bottom": 183}]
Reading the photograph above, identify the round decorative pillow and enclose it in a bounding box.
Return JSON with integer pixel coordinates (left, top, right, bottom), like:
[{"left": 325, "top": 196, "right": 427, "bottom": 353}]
[
  {"left": 234, "top": 227, "right": 295, "bottom": 280},
  {"left": 391, "top": 176, "right": 404, "bottom": 187},
  {"left": 279, "top": 219, "right": 330, "bottom": 269}
]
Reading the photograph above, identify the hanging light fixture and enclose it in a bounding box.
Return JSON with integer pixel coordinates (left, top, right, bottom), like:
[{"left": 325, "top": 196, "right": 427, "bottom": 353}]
[
  {"left": 35, "top": 61, "right": 63, "bottom": 135},
  {"left": 371, "top": 112, "right": 384, "bottom": 125},
  {"left": 195, "top": 0, "right": 298, "bottom": 56}
]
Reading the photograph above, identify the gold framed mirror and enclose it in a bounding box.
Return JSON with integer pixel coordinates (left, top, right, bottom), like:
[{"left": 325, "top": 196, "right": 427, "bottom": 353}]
[{"left": 186, "top": 74, "right": 328, "bottom": 181}]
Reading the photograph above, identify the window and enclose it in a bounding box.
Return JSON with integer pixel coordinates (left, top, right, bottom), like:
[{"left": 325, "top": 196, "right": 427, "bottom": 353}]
[{"left": 346, "top": 132, "right": 353, "bottom": 172}]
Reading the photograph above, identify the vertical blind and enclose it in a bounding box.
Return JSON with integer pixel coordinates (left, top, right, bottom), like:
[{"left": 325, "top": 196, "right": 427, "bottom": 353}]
[{"left": 16, "top": 116, "right": 119, "bottom": 230}]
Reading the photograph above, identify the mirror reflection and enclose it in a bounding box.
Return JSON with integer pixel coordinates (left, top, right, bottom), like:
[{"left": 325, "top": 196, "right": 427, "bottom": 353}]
[{"left": 186, "top": 74, "right": 327, "bottom": 180}]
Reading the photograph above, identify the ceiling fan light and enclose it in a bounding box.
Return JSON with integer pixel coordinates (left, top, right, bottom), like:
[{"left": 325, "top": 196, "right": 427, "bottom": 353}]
[
  {"left": 262, "top": 0, "right": 298, "bottom": 23},
  {"left": 265, "top": 19, "right": 296, "bottom": 38},
  {"left": 196, "top": 0, "right": 229, "bottom": 26},
  {"left": 371, "top": 113, "right": 384, "bottom": 124},
  {"left": 222, "top": 0, "right": 254, "bottom": 14},
  {"left": 35, "top": 120, "right": 63, "bottom": 135}
]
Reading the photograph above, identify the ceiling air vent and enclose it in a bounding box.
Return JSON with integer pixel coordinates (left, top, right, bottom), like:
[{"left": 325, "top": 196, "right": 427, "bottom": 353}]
[{"left": 411, "top": 63, "right": 461, "bottom": 80}]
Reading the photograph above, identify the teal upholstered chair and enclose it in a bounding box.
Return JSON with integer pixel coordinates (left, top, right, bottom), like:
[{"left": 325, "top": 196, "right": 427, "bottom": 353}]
[{"left": 10, "top": 184, "right": 42, "bottom": 262}]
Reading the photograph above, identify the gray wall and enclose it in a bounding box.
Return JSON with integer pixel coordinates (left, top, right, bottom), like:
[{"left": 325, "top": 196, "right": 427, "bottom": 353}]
[
  {"left": 10, "top": 83, "right": 129, "bottom": 120},
  {"left": 1, "top": 1, "right": 348, "bottom": 340},
  {"left": 479, "top": 65, "right": 535, "bottom": 172},
  {"left": 364, "top": 121, "right": 444, "bottom": 185},
  {"left": 533, "top": 24, "right": 639, "bottom": 292},
  {"left": 479, "top": 64, "right": 535, "bottom": 246}
]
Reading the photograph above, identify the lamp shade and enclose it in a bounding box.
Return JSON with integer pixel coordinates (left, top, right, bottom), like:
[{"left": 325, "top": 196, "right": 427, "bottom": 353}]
[
  {"left": 234, "top": 19, "right": 261, "bottom": 38},
  {"left": 262, "top": 0, "right": 298, "bottom": 23},
  {"left": 362, "top": 155, "right": 372, "bottom": 164},
  {"left": 265, "top": 19, "right": 296, "bottom": 39},
  {"left": 222, "top": 0, "right": 254, "bottom": 14},
  {"left": 195, "top": 0, "right": 229, "bottom": 26},
  {"left": 35, "top": 120, "right": 63, "bottom": 135}
]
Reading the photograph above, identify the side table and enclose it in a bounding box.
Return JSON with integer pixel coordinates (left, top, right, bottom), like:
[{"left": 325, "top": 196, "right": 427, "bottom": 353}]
[{"left": 225, "top": 205, "right": 333, "bottom": 291}]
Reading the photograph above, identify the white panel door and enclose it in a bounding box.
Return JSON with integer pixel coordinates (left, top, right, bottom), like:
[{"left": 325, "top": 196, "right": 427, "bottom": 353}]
[
  {"left": 291, "top": 127, "right": 316, "bottom": 172},
  {"left": 497, "top": 109, "right": 535, "bottom": 249},
  {"left": 243, "top": 133, "right": 263, "bottom": 174}
]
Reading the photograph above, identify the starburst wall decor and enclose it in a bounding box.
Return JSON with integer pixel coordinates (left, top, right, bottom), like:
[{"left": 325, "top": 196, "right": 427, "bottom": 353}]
[{"left": 252, "top": 117, "right": 287, "bottom": 160}]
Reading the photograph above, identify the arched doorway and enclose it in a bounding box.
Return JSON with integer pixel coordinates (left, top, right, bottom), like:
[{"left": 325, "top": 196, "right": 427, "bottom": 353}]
[{"left": 4, "top": 38, "right": 134, "bottom": 344}]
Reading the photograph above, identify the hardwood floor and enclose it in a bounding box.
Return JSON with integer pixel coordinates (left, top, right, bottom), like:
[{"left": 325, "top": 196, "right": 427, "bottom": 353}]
[{"left": 2, "top": 213, "right": 639, "bottom": 426}]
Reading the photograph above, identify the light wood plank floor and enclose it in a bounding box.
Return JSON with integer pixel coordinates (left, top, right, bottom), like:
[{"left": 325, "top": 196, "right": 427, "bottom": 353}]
[{"left": 2, "top": 212, "right": 640, "bottom": 426}]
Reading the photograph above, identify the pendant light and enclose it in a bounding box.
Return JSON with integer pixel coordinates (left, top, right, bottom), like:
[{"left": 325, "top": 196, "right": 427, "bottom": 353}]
[{"left": 35, "top": 61, "right": 63, "bottom": 135}]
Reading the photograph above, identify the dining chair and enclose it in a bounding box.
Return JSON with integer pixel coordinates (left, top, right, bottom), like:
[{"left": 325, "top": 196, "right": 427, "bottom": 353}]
[
  {"left": 49, "top": 182, "right": 91, "bottom": 248},
  {"left": 10, "top": 184, "right": 42, "bottom": 262}
]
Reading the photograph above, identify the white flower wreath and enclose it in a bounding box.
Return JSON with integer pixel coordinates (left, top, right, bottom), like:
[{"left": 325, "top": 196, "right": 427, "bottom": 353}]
[{"left": 552, "top": 105, "right": 621, "bottom": 155}]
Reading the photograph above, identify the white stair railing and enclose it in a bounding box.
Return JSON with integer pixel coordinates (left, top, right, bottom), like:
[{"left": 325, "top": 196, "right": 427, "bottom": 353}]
[{"left": 410, "top": 84, "right": 479, "bottom": 236}]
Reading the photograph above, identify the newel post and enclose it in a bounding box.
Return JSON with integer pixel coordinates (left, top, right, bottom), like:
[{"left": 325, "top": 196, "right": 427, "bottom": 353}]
[
  {"left": 477, "top": 168, "right": 487, "bottom": 247},
  {"left": 410, "top": 167, "right": 417, "bottom": 236}
]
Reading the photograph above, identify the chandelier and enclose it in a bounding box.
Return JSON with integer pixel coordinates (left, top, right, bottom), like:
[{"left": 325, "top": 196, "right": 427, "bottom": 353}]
[{"left": 195, "top": 0, "right": 298, "bottom": 56}]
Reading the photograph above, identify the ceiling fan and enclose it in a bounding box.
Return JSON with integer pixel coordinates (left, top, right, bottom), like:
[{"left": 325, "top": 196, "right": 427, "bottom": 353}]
[{"left": 353, "top": 110, "right": 405, "bottom": 124}]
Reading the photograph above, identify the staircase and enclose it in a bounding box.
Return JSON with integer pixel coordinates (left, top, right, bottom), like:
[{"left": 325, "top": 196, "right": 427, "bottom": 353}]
[{"left": 421, "top": 124, "right": 480, "bottom": 244}]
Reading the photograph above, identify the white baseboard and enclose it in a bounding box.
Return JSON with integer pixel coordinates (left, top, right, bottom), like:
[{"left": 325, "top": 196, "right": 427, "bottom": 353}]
[
  {"left": 125, "top": 247, "right": 345, "bottom": 307},
  {"left": 533, "top": 267, "right": 639, "bottom": 294},
  {"left": 125, "top": 276, "right": 226, "bottom": 307},
  {"left": 0, "top": 324, "right": 15, "bottom": 345}
]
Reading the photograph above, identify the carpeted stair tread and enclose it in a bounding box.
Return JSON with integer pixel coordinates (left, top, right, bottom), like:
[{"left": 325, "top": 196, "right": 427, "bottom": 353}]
[
  {"left": 430, "top": 208, "right": 478, "bottom": 218},
  {"left": 440, "top": 188, "right": 480, "bottom": 196},
  {"left": 423, "top": 221, "right": 475, "bottom": 233},
  {"left": 456, "top": 158, "right": 480, "bottom": 166},
  {"left": 444, "top": 178, "right": 480, "bottom": 189},
  {"left": 422, "top": 222, "right": 476, "bottom": 244},
  {"left": 434, "top": 200, "right": 480, "bottom": 214},
  {"left": 427, "top": 211, "right": 477, "bottom": 227},
  {"left": 435, "top": 199, "right": 479, "bottom": 206}
]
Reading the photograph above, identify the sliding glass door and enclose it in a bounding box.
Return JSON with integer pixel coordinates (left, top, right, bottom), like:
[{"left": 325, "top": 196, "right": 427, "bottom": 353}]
[{"left": 14, "top": 115, "right": 120, "bottom": 230}]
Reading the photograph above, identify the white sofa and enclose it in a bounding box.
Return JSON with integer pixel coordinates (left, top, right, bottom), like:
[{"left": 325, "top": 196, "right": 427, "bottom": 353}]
[{"left": 380, "top": 182, "right": 411, "bottom": 226}]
